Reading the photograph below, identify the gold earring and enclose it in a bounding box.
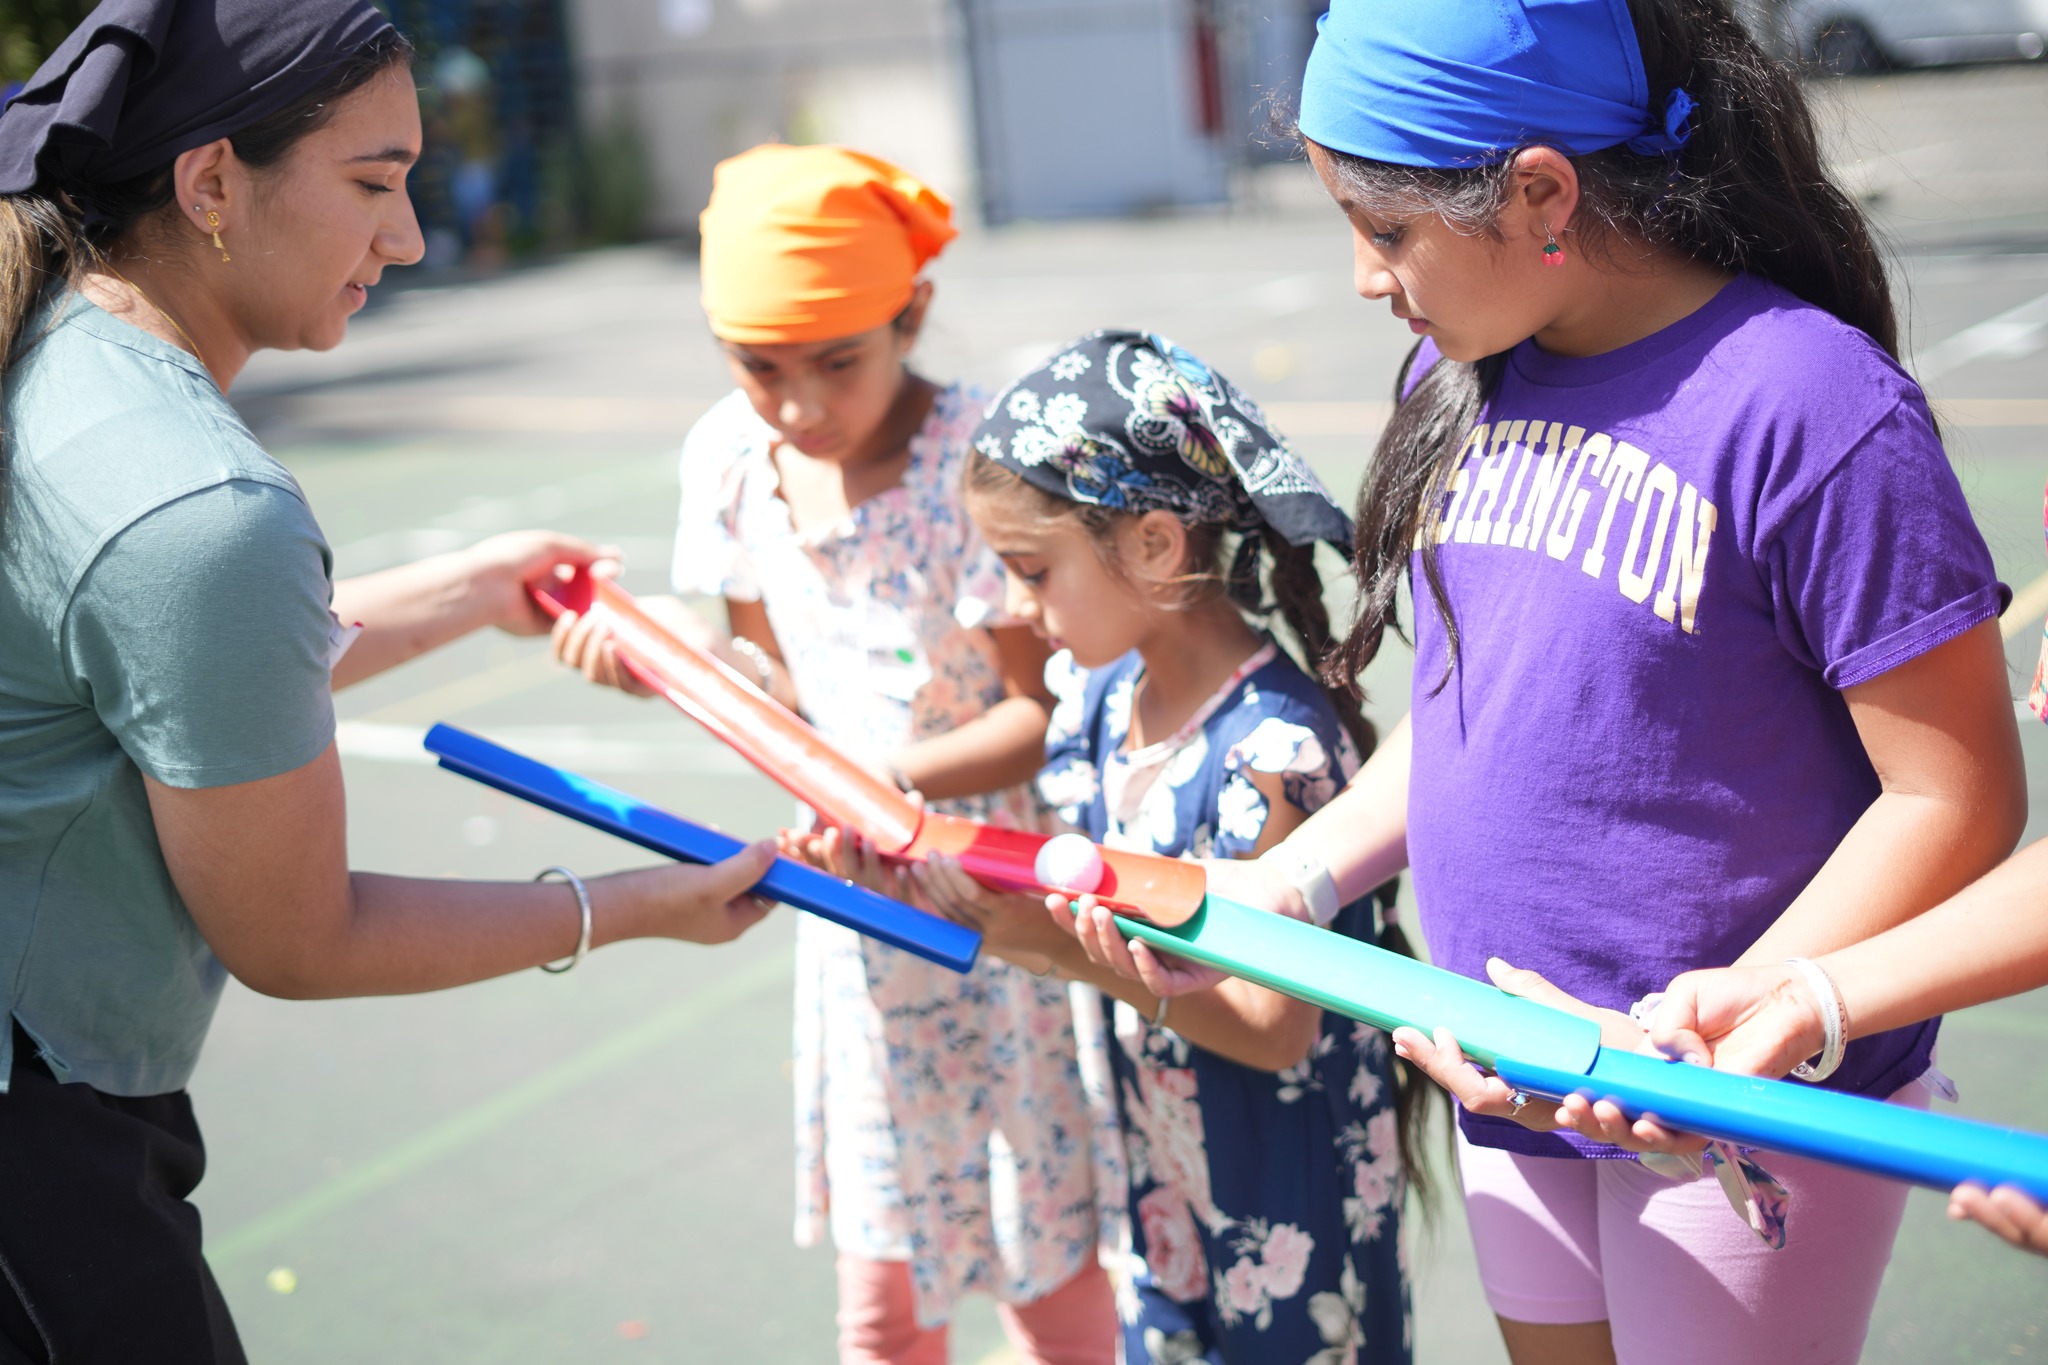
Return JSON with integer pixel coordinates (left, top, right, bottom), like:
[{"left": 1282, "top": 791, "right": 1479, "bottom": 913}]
[{"left": 205, "top": 209, "right": 230, "bottom": 264}]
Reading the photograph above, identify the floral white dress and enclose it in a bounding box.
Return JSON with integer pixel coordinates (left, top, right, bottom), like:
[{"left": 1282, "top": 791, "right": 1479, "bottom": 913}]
[
  {"left": 670, "top": 384, "right": 1099, "bottom": 1326},
  {"left": 1042, "top": 643, "right": 1412, "bottom": 1365}
]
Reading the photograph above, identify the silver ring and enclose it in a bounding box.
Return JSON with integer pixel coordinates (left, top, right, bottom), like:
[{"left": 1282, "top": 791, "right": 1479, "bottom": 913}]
[
  {"left": 535, "top": 866, "right": 592, "bottom": 974},
  {"left": 1508, "top": 1089, "right": 1532, "bottom": 1117}
]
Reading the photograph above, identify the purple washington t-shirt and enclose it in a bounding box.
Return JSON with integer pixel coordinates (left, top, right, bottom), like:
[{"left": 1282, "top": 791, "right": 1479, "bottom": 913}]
[{"left": 1402, "top": 275, "right": 2006, "bottom": 1159}]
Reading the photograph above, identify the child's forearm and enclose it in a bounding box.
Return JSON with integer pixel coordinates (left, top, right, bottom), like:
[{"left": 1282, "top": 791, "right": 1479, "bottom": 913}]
[
  {"left": 1277, "top": 713, "right": 1412, "bottom": 905},
  {"left": 894, "top": 695, "right": 1051, "bottom": 800},
  {"left": 1739, "top": 782, "right": 2023, "bottom": 968},
  {"left": 1819, "top": 835, "right": 2048, "bottom": 1040}
]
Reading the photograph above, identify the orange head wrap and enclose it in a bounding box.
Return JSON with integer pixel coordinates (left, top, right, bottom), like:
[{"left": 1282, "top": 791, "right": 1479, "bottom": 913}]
[{"left": 699, "top": 144, "right": 958, "bottom": 345}]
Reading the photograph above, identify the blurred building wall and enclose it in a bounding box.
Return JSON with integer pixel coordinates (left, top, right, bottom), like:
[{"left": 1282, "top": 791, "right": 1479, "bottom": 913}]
[
  {"left": 566, "top": 0, "right": 974, "bottom": 236},
  {"left": 561, "top": 0, "right": 1323, "bottom": 235}
]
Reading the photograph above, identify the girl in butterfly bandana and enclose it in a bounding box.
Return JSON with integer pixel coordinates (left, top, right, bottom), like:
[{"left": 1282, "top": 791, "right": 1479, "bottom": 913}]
[{"left": 898, "top": 330, "right": 1429, "bottom": 1364}]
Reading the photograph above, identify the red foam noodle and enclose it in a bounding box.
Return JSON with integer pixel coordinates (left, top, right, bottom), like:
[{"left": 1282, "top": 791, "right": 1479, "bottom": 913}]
[{"left": 527, "top": 570, "right": 1207, "bottom": 925}]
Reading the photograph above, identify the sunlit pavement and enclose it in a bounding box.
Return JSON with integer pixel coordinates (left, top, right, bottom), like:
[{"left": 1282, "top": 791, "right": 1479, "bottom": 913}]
[{"left": 195, "top": 65, "right": 2048, "bottom": 1364}]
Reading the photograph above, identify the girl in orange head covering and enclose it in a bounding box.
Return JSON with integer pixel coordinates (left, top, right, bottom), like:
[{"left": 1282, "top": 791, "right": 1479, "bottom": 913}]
[{"left": 554, "top": 144, "right": 1116, "bottom": 1365}]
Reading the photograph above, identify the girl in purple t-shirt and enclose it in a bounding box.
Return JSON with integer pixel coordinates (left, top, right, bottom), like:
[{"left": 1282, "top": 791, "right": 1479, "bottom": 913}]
[{"left": 1099, "top": 1, "right": 2027, "bottom": 1362}]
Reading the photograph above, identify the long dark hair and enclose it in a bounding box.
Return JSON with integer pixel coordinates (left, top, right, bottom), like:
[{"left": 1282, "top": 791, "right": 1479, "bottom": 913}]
[
  {"left": 964, "top": 450, "right": 1445, "bottom": 1198},
  {"left": 0, "top": 26, "right": 414, "bottom": 507},
  {"left": 1319, "top": 0, "right": 1897, "bottom": 691}
]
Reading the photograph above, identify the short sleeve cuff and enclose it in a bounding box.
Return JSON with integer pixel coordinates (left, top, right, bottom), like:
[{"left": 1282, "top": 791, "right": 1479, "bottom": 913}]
[
  {"left": 1827, "top": 581, "right": 2008, "bottom": 690},
  {"left": 136, "top": 710, "right": 336, "bottom": 789}
]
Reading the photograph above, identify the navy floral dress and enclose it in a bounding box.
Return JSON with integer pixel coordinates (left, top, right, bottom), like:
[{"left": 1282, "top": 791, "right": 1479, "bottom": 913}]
[{"left": 1041, "top": 642, "right": 1412, "bottom": 1365}]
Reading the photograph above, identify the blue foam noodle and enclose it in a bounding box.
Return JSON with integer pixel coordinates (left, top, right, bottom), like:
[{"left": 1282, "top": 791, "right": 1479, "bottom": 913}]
[
  {"left": 1494, "top": 1048, "right": 2048, "bottom": 1201},
  {"left": 423, "top": 724, "right": 980, "bottom": 973}
]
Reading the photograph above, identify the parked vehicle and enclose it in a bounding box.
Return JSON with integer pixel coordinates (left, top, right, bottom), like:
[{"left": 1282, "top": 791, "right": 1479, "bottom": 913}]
[{"left": 1767, "top": 0, "right": 2048, "bottom": 72}]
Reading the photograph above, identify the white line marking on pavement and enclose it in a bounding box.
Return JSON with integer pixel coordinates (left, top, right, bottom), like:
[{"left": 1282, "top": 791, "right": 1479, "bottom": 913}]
[{"left": 1914, "top": 290, "right": 2048, "bottom": 382}]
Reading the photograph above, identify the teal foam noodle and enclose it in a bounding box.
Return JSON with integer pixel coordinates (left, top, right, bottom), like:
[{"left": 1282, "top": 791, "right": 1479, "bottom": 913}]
[{"left": 1106, "top": 897, "right": 1602, "bottom": 1075}]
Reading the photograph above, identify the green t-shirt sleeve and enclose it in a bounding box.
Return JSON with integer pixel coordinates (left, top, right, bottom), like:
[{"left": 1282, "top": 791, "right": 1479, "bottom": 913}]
[{"left": 63, "top": 478, "right": 338, "bottom": 789}]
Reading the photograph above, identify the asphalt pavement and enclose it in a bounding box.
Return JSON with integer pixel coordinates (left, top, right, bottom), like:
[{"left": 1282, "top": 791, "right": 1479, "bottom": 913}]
[{"left": 194, "top": 63, "right": 2048, "bottom": 1364}]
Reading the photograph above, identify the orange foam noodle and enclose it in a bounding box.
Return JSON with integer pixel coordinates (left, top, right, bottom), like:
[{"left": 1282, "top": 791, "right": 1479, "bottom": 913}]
[{"left": 528, "top": 570, "right": 1206, "bottom": 925}]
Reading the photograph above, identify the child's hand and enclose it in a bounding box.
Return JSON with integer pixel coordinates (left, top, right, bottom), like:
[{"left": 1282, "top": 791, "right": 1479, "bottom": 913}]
[
  {"left": 916, "top": 855, "right": 1063, "bottom": 973},
  {"left": 1396, "top": 957, "right": 1680, "bottom": 1142},
  {"left": 1644, "top": 962, "right": 1828, "bottom": 1080},
  {"left": 1950, "top": 1183, "right": 2048, "bottom": 1257},
  {"left": 551, "top": 601, "right": 654, "bottom": 696},
  {"left": 1199, "top": 855, "right": 1313, "bottom": 922},
  {"left": 549, "top": 592, "right": 720, "bottom": 698},
  {"left": 1060, "top": 894, "right": 1231, "bottom": 997},
  {"left": 1541, "top": 960, "right": 1832, "bottom": 1155},
  {"left": 784, "top": 825, "right": 911, "bottom": 901}
]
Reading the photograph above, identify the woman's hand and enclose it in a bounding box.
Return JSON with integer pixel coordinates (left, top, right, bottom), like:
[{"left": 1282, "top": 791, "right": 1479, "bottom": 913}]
[
  {"left": 917, "top": 855, "right": 1066, "bottom": 974},
  {"left": 462, "top": 530, "right": 621, "bottom": 636},
  {"left": 1393, "top": 958, "right": 1677, "bottom": 1142},
  {"left": 602, "top": 840, "right": 779, "bottom": 945},
  {"left": 1950, "top": 1183, "right": 2048, "bottom": 1257}
]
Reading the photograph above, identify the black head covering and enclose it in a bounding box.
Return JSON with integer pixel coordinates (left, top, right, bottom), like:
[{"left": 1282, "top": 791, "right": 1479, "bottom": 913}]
[
  {"left": 973, "top": 330, "right": 1355, "bottom": 606},
  {"left": 0, "top": 0, "right": 396, "bottom": 197}
]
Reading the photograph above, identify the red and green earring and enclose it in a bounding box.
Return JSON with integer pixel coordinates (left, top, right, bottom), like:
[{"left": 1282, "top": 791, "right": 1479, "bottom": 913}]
[{"left": 1543, "top": 223, "right": 1565, "bottom": 267}]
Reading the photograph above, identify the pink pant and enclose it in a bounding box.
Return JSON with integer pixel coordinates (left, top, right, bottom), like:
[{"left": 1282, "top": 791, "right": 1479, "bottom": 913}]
[
  {"left": 1455, "top": 1082, "right": 1926, "bottom": 1364},
  {"left": 835, "top": 1256, "right": 1117, "bottom": 1365}
]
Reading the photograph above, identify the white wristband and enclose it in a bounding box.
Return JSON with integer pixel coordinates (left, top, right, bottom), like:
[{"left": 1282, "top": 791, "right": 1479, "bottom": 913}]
[
  {"left": 1259, "top": 843, "right": 1340, "bottom": 927},
  {"left": 1784, "top": 957, "right": 1846, "bottom": 1083}
]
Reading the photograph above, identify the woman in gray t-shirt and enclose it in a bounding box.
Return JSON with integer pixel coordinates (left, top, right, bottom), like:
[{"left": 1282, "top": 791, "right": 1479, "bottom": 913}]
[{"left": 0, "top": 6, "right": 774, "bottom": 1361}]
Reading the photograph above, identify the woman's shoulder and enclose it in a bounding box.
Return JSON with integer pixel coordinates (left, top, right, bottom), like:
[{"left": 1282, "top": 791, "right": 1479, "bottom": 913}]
[{"left": 6, "top": 296, "right": 311, "bottom": 558}]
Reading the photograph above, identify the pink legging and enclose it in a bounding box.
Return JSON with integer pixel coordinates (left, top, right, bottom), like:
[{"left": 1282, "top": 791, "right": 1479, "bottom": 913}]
[
  {"left": 835, "top": 1255, "right": 1117, "bottom": 1365},
  {"left": 1455, "top": 1081, "right": 1928, "bottom": 1364}
]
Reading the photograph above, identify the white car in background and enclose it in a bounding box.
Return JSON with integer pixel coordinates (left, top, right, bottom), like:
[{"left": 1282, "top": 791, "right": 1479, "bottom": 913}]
[{"left": 1766, "top": 0, "right": 2048, "bottom": 71}]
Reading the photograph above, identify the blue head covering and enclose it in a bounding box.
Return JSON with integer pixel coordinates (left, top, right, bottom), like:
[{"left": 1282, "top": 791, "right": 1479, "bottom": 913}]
[{"left": 1299, "top": 0, "right": 1694, "bottom": 169}]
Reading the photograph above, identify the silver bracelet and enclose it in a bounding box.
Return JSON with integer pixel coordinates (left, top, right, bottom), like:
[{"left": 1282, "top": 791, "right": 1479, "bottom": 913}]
[
  {"left": 729, "top": 636, "right": 778, "bottom": 695},
  {"left": 1151, "top": 994, "right": 1171, "bottom": 1028},
  {"left": 1784, "top": 957, "right": 1847, "bottom": 1082},
  {"left": 535, "top": 866, "right": 592, "bottom": 974},
  {"left": 1258, "top": 842, "right": 1341, "bottom": 927}
]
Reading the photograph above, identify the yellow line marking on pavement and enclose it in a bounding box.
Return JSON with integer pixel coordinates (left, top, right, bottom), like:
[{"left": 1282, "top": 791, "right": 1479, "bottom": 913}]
[
  {"left": 206, "top": 953, "right": 792, "bottom": 1267},
  {"left": 1936, "top": 398, "right": 2048, "bottom": 427},
  {"left": 349, "top": 649, "right": 564, "bottom": 725},
  {"left": 2002, "top": 569, "right": 2048, "bottom": 641}
]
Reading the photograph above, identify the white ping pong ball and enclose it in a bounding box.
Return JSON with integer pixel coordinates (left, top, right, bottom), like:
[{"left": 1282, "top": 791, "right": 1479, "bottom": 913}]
[{"left": 1035, "top": 833, "right": 1105, "bottom": 893}]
